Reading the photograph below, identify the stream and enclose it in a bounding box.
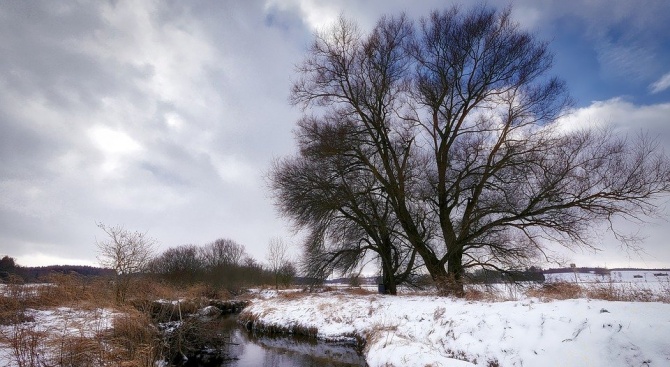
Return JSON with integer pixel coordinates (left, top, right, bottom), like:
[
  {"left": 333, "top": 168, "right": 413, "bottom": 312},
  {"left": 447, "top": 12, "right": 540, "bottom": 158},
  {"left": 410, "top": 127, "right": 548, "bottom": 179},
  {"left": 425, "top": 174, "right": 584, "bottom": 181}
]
[{"left": 178, "top": 314, "right": 368, "bottom": 367}]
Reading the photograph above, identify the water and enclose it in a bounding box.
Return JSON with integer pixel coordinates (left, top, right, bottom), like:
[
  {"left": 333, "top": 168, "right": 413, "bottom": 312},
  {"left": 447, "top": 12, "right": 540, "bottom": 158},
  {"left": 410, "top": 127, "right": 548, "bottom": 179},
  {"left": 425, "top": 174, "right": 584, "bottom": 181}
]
[{"left": 183, "top": 315, "right": 367, "bottom": 367}]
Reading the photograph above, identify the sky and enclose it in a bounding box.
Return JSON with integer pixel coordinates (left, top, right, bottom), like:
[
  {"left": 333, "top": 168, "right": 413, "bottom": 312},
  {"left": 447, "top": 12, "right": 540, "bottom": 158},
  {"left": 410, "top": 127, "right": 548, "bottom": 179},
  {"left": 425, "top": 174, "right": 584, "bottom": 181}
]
[{"left": 1, "top": 0, "right": 669, "bottom": 269}]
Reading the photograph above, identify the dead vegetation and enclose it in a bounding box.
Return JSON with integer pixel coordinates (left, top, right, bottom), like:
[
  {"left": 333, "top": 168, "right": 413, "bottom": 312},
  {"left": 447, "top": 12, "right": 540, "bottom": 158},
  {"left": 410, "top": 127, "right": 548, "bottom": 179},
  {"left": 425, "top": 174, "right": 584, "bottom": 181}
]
[
  {"left": 1, "top": 272, "right": 668, "bottom": 366},
  {"left": 412, "top": 278, "right": 668, "bottom": 305},
  {"left": 0, "top": 274, "right": 249, "bottom": 367}
]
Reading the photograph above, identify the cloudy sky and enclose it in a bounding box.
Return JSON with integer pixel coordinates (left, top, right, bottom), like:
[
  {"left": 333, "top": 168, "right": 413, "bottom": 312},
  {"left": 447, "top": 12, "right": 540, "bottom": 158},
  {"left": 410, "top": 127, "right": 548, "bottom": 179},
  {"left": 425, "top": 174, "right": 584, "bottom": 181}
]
[{"left": 2, "top": 0, "right": 669, "bottom": 269}]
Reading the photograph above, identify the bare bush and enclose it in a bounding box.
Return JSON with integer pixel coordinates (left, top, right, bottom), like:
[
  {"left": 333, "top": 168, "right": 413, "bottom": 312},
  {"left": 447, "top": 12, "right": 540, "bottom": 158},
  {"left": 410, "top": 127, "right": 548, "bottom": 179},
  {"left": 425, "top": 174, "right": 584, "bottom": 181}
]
[{"left": 96, "top": 223, "right": 156, "bottom": 304}]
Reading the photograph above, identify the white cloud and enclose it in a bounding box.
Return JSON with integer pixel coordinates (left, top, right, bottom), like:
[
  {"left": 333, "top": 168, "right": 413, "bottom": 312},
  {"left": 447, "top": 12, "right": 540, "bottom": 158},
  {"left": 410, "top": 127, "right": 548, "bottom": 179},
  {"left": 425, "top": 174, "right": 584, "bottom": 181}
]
[
  {"left": 88, "top": 125, "right": 143, "bottom": 174},
  {"left": 557, "top": 97, "right": 670, "bottom": 135},
  {"left": 88, "top": 125, "right": 143, "bottom": 155},
  {"left": 553, "top": 98, "right": 670, "bottom": 267},
  {"left": 650, "top": 72, "right": 670, "bottom": 94},
  {"left": 211, "top": 154, "right": 257, "bottom": 185}
]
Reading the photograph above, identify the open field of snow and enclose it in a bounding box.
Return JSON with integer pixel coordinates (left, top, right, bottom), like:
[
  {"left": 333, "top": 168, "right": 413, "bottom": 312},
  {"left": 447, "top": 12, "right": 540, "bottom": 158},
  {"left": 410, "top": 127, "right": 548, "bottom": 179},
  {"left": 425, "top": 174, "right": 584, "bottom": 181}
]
[
  {"left": 242, "top": 292, "right": 670, "bottom": 367},
  {"left": 545, "top": 270, "right": 670, "bottom": 283}
]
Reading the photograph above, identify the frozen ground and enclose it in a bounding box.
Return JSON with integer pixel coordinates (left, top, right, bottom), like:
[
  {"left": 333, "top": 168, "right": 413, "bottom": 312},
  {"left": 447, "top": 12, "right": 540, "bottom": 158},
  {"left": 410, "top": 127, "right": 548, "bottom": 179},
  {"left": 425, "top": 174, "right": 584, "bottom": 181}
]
[
  {"left": 546, "top": 270, "right": 669, "bottom": 283},
  {"left": 0, "top": 307, "right": 117, "bottom": 366},
  {"left": 242, "top": 291, "right": 670, "bottom": 367}
]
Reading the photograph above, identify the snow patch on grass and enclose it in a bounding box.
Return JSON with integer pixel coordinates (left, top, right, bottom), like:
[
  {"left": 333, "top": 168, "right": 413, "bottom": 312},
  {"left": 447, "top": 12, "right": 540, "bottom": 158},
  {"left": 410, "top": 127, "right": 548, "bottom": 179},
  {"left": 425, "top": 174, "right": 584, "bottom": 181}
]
[{"left": 242, "top": 294, "right": 670, "bottom": 367}]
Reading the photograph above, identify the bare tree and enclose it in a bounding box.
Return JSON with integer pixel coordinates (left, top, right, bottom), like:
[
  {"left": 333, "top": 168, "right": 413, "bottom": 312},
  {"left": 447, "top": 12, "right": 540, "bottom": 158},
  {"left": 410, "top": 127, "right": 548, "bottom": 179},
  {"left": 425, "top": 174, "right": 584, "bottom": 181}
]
[
  {"left": 96, "top": 223, "right": 156, "bottom": 303},
  {"left": 266, "top": 237, "right": 291, "bottom": 290},
  {"left": 270, "top": 119, "right": 422, "bottom": 295},
  {"left": 146, "top": 244, "right": 204, "bottom": 285},
  {"left": 287, "top": 5, "right": 670, "bottom": 296},
  {"left": 200, "top": 238, "right": 246, "bottom": 268}
]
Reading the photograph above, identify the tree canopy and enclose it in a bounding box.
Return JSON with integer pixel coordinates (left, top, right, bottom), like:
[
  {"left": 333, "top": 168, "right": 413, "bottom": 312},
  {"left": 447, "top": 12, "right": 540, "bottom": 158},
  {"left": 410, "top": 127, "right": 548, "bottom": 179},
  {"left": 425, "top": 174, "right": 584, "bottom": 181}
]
[{"left": 271, "top": 5, "right": 670, "bottom": 296}]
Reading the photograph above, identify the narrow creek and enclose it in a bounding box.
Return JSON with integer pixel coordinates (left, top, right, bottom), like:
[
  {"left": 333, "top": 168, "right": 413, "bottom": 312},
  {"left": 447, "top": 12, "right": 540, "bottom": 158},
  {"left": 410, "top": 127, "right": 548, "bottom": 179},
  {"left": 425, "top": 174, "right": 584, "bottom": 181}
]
[{"left": 172, "top": 314, "right": 368, "bottom": 367}]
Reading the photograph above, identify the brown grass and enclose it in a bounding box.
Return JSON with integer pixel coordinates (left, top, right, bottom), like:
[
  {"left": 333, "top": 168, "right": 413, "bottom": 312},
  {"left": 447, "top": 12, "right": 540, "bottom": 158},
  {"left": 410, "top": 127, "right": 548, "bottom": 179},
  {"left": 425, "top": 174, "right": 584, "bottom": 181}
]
[
  {"left": 36, "top": 273, "right": 116, "bottom": 309},
  {"left": 344, "top": 287, "right": 376, "bottom": 296},
  {"left": 277, "top": 290, "right": 306, "bottom": 300},
  {"left": 526, "top": 282, "right": 582, "bottom": 300},
  {"left": 582, "top": 281, "right": 662, "bottom": 302},
  {"left": 107, "top": 310, "right": 161, "bottom": 366},
  {"left": 0, "top": 276, "right": 191, "bottom": 367},
  {"left": 525, "top": 280, "right": 669, "bottom": 303},
  {"left": 50, "top": 335, "right": 106, "bottom": 367},
  {"left": 0, "top": 275, "right": 259, "bottom": 367}
]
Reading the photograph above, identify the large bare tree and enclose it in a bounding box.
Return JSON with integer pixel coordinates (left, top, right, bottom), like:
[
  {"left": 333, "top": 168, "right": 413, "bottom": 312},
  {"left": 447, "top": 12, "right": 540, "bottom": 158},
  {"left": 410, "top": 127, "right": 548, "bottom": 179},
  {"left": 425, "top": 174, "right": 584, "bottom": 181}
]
[
  {"left": 286, "top": 5, "right": 670, "bottom": 296},
  {"left": 270, "top": 118, "right": 421, "bottom": 294}
]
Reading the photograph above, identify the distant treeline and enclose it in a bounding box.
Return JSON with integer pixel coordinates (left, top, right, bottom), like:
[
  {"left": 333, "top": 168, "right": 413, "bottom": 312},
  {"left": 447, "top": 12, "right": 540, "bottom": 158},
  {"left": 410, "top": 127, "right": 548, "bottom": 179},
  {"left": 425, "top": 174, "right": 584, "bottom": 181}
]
[
  {"left": 0, "top": 255, "right": 115, "bottom": 282},
  {"left": 14, "top": 265, "right": 116, "bottom": 282},
  {"left": 145, "top": 239, "right": 295, "bottom": 292},
  {"left": 542, "top": 267, "right": 670, "bottom": 275},
  {"left": 543, "top": 267, "right": 610, "bottom": 275},
  {"left": 1, "top": 237, "right": 297, "bottom": 292},
  {"left": 466, "top": 268, "right": 545, "bottom": 284}
]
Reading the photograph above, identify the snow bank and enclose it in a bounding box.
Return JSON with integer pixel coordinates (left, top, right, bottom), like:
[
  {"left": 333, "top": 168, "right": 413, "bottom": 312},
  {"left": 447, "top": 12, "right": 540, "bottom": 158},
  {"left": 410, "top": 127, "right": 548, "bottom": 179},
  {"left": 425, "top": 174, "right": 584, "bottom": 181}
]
[{"left": 242, "top": 293, "right": 670, "bottom": 367}]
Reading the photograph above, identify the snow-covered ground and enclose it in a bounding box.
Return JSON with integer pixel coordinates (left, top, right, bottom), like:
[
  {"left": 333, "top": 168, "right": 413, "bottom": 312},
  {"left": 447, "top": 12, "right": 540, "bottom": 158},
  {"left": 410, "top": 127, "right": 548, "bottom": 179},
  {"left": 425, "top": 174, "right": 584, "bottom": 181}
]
[
  {"left": 545, "top": 271, "right": 670, "bottom": 300},
  {"left": 545, "top": 270, "right": 670, "bottom": 283},
  {"left": 242, "top": 292, "right": 670, "bottom": 367},
  {"left": 0, "top": 307, "right": 117, "bottom": 366}
]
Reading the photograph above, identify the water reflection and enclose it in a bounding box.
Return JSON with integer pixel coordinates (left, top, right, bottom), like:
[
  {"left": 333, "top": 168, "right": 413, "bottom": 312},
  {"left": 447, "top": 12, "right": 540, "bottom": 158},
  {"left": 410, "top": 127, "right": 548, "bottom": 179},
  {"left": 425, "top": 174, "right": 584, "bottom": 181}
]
[{"left": 216, "top": 315, "right": 367, "bottom": 367}]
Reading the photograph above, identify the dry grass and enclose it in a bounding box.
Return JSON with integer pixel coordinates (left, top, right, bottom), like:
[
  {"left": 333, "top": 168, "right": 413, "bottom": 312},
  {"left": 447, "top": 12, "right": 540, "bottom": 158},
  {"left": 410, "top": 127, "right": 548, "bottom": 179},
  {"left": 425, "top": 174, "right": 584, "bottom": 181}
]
[
  {"left": 0, "top": 275, "right": 249, "bottom": 367},
  {"left": 107, "top": 310, "right": 161, "bottom": 366},
  {"left": 36, "top": 274, "right": 116, "bottom": 309},
  {"left": 524, "top": 280, "right": 670, "bottom": 303},
  {"left": 278, "top": 292, "right": 306, "bottom": 302},
  {"left": 0, "top": 276, "right": 192, "bottom": 367},
  {"left": 526, "top": 282, "right": 583, "bottom": 300},
  {"left": 49, "top": 335, "right": 107, "bottom": 367},
  {"left": 1, "top": 322, "right": 47, "bottom": 367},
  {"left": 344, "top": 287, "right": 376, "bottom": 296},
  {"left": 582, "top": 281, "right": 667, "bottom": 303}
]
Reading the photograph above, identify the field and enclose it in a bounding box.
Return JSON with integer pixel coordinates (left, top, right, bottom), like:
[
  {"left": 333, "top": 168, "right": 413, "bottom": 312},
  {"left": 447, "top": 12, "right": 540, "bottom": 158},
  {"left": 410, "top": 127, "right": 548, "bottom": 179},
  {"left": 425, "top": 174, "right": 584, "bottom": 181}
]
[
  {"left": 242, "top": 271, "right": 670, "bottom": 367},
  {"left": 1, "top": 271, "right": 669, "bottom": 366},
  {"left": 0, "top": 275, "right": 235, "bottom": 366}
]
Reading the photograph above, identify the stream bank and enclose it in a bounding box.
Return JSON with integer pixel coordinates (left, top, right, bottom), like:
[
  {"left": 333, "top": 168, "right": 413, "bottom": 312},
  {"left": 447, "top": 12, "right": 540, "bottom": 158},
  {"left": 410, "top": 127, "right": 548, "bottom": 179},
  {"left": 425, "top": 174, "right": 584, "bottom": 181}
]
[{"left": 140, "top": 297, "right": 367, "bottom": 366}]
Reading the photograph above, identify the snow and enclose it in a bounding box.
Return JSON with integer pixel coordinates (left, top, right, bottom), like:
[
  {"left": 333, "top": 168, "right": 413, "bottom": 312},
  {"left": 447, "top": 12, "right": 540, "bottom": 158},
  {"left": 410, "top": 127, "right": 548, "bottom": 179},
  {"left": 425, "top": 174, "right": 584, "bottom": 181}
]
[
  {"left": 242, "top": 292, "right": 670, "bottom": 366},
  {"left": 0, "top": 307, "right": 118, "bottom": 366},
  {"left": 545, "top": 270, "right": 670, "bottom": 284},
  {"left": 1, "top": 307, "right": 117, "bottom": 337}
]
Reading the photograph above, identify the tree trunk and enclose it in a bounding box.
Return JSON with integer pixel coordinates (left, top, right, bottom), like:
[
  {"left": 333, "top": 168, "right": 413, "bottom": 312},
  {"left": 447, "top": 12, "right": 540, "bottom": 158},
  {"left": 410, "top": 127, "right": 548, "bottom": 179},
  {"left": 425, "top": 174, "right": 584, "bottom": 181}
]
[
  {"left": 444, "top": 250, "right": 465, "bottom": 297},
  {"left": 379, "top": 249, "right": 398, "bottom": 295},
  {"left": 383, "top": 268, "right": 397, "bottom": 295}
]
